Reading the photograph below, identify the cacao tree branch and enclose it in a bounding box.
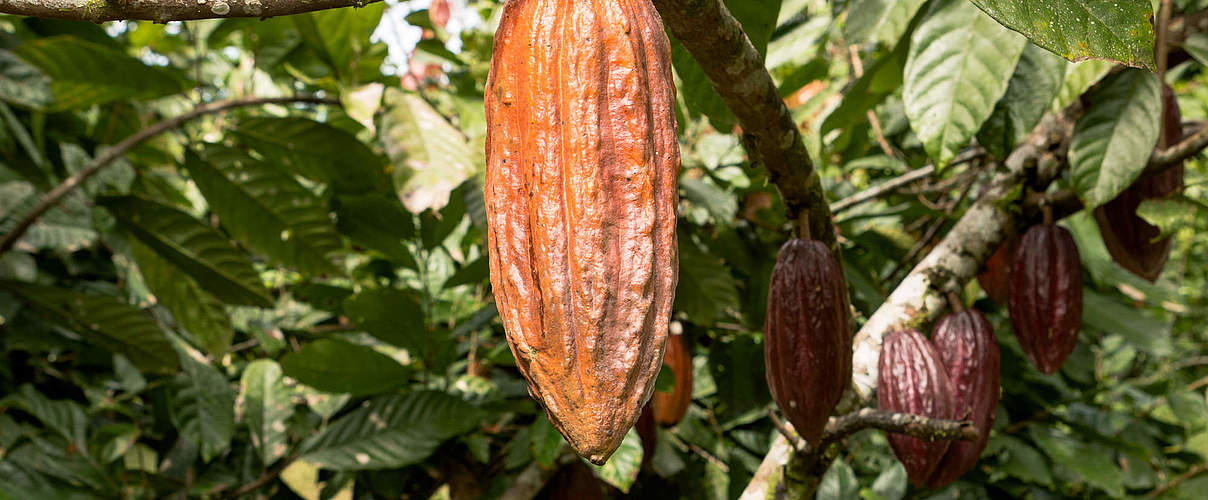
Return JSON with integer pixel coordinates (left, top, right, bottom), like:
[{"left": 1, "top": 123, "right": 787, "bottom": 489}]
[
  {"left": 830, "top": 148, "right": 985, "bottom": 214},
  {"left": 651, "top": 0, "right": 836, "bottom": 248},
  {"left": 817, "top": 409, "right": 978, "bottom": 450},
  {"left": 0, "top": 95, "right": 338, "bottom": 257},
  {"left": 0, "top": 0, "right": 380, "bottom": 22}
]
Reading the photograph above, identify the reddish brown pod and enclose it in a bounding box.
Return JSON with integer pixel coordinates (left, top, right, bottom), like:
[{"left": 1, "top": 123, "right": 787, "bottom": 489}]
[
  {"left": 1094, "top": 84, "right": 1184, "bottom": 282},
  {"left": 927, "top": 310, "right": 1001, "bottom": 489},
  {"left": 1008, "top": 224, "right": 1083, "bottom": 374},
  {"left": 545, "top": 461, "right": 606, "bottom": 500},
  {"left": 652, "top": 333, "right": 693, "bottom": 426},
  {"left": 764, "top": 239, "right": 851, "bottom": 446},
  {"left": 976, "top": 236, "right": 1018, "bottom": 304},
  {"left": 484, "top": 0, "right": 680, "bottom": 464},
  {"left": 878, "top": 328, "right": 957, "bottom": 486}
]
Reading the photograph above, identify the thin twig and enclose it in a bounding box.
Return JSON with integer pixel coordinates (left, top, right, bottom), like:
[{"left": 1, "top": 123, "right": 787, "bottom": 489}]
[
  {"left": 812, "top": 408, "right": 977, "bottom": 454},
  {"left": 0, "top": 0, "right": 383, "bottom": 22},
  {"left": 831, "top": 166, "right": 934, "bottom": 213},
  {"left": 768, "top": 408, "right": 805, "bottom": 452},
  {"left": 1147, "top": 462, "right": 1208, "bottom": 498},
  {"left": 0, "top": 95, "right": 337, "bottom": 257}
]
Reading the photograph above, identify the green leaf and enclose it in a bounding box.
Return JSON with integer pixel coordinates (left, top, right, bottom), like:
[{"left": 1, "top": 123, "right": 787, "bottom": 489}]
[
  {"left": 0, "top": 50, "right": 53, "bottom": 109},
  {"left": 4, "top": 385, "right": 87, "bottom": 447},
  {"left": 1069, "top": 69, "right": 1162, "bottom": 209},
  {"left": 528, "top": 414, "right": 565, "bottom": 468},
  {"left": 0, "top": 186, "right": 96, "bottom": 253},
  {"left": 280, "top": 339, "right": 410, "bottom": 396},
  {"left": 818, "top": 457, "right": 860, "bottom": 500},
  {"left": 186, "top": 150, "right": 342, "bottom": 276},
  {"left": 14, "top": 36, "right": 189, "bottom": 110},
  {"left": 292, "top": 4, "right": 384, "bottom": 81},
  {"left": 674, "top": 239, "right": 739, "bottom": 325},
  {"left": 1138, "top": 197, "right": 1201, "bottom": 239},
  {"left": 1028, "top": 425, "right": 1124, "bottom": 497},
  {"left": 587, "top": 428, "right": 642, "bottom": 493},
  {"left": 299, "top": 391, "right": 482, "bottom": 470},
  {"left": 821, "top": 34, "right": 909, "bottom": 135},
  {"left": 844, "top": 0, "right": 928, "bottom": 47},
  {"left": 1053, "top": 59, "right": 1113, "bottom": 111},
  {"left": 129, "top": 239, "right": 234, "bottom": 358},
  {"left": 870, "top": 462, "right": 907, "bottom": 500},
  {"left": 444, "top": 257, "right": 488, "bottom": 289},
  {"left": 341, "top": 288, "right": 426, "bottom": 351},
  {"left": 977, "top": 43, "right": 1068, "bottom": 158},
  {"left": 172, "top": 357, "right": 236, "bottom": 463},
  {"left": 0, "top": 282, "right": 177, "bottom": 374},
  {"left": 334, "top": 193, "right": 416, "bottom": 267},
  {"left": 100, "top": 195, "right": 273, "bottom": 307},
  {"left": 904, "top": 0, "right": 1027, "bottom": 169},
  {"left": 380, "top": 88, "right": 476, "bottom": 214},
  {"left": 234, "top": 117, "right": 387, "bottom": 195},
  {"left": 240, "top": 360, "right": 293, "bottom": 466},
  {"left": 93, "top": 423, "right": 139, "bottom": 464},
  {"left": 969, "top": 0, "right": 1155, "bottom": 70},
  {"left": 988, "top": 435, "right": 1053, "bottom": 486},
  {"left": 1082, "top": 289, "right": 1172, "bottom": 356},
  {"left": 680, "top": 177, "right": 738, "bottom": 222}
]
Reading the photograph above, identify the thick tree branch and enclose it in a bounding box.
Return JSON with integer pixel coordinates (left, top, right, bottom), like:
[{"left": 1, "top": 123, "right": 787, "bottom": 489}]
[
  {"left": 652, "top": 0, "right": 835, "bottom": 248},
  {"left": 818, "top": 409, "right": 977, "bottom": 450},
  {"left": 0, "top": 0, "right": 380, "bottom": 22},
  {"left": 0, "top": 95, "right": 337, "bottom": 257}
]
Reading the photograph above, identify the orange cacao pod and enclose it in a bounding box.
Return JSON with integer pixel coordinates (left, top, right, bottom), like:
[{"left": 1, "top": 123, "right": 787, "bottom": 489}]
[
  {"left": 1008, "top": 224, "right": 1083, "bottom": 374},
  {"left": 652, "top": 333, "right": 693, "bottom": 426},
  {"left": 764, "top": 239, "right": 851, "bottom": 446},
  {"left": 878, "top": 328, "right": 956, "bottom": 487},
  {"left": 1093, "top": 84, "right": 1183, "bottom": 282},
  {"left": 976, "top": 236, "right": 1018, "bottom": 304},
  {"left": 927, "top": 310, "right": 1000, "bottom": 489},
  {"left": 484, "top": 0, "right": 680, "bottom": 464}
]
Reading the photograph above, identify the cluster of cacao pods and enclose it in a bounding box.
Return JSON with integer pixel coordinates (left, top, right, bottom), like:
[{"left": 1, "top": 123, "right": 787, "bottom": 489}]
[
  {"left": 878, "top": 310, "right": 1000, "bottom": 488},
  {"left": 763, "top": 238, "right": 852, "bottom": 446},
  {"left": 483, "top": 0, "right": 681, "bottom": 464}
]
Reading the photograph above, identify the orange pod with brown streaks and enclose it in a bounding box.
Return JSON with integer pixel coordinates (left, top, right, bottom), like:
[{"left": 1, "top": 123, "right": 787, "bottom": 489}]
[{"left": 484, "top": 0, "right": 680, "bottom": 465}]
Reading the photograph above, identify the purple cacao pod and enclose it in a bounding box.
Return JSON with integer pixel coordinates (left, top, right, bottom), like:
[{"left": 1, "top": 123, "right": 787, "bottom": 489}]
[
  {"left": 878, "top": 328, "right": 956, "bottom": 487},
  {"left": 927, "top": 310, "right": 1001, "bottom": 488},
  {"left": 1093, "top": 84, "right": 1184, "bottom": 282},
  {"left": 1008, "top": 224, "right": 1083, "bottom": 374},
  {"left": 764, "top": 239, "right": 851, "bottom": 446}
]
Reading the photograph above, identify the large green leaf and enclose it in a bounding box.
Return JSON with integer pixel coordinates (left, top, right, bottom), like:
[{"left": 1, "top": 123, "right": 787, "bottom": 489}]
[
  {"left": 14, "top": 36, "right": 189, "bottom": 110},
  {"left": 588, "top": 428, "right": 643, "bottom": 493},
  {"left": 977, "top": 43, "right": 1068, "bottom": 159},
  {"left": 3, "top": 385, "right": 87, "bottom": 447},
  {"left": 130, "top": 239, "right": 234, "bottom": 358},
  {"left": 239, "top": 360, "right": 293, "bottom": 466},
  {"left": 334, "top": 193, "right": 416, "bottom": 268},
  {"left": 280, "top": 339, "right": 410, "bottom": 396},
  {"left": 100, "top": 195, "right": 272, "bottom": 308},
  {"left": 380, "top": 88, "right": 476, "bottom": 214},
  {"left": 341, "top": 288, "right": 426, "bottom": 351},
  {"left": 186, "top": 150, "right": 342, "bottom": 276},
  {"left": 843, "top": 0, "right": 928, "bottom": 47},
  {"left": 0, "top": 186, "right": 97, "bottom": 253},
  {"left": 674, "top": 239, "right": 739, "bottom": 325},
  {"left": 820, "top": 32, "right": 910, "bottom": 135},
  {"left": 903, "top": 0, "right": 1027, "bottom": 168},
  {"left": 171, "top": 356, "right": 236, "bottom": 463},
  {"left": 1053, "top": 59, "right": 1113, "bottom": 111},
  {"left": 0, "top": 50, "right": 53, "bottom": 109},
  {"left": 969, "top": 0, "right": 1155, "bottom": 70},
  {"left": 1028, "top": 425, "right": 1124, "bottom": 497},
  {"left": 299, "top": 391, "right": 482, "bottom": 470},
  {"left": 233, "top": 117, "right": 386, "bottom": 195},
  {"left": 1069, "top": 69, "right": 1161, "bottom": 209},
  {"left": 0, "top": 281, "right": 177, "bottom": 374},
  {"left": 292, "top": 3, "right": 384, "bottom": 81}
]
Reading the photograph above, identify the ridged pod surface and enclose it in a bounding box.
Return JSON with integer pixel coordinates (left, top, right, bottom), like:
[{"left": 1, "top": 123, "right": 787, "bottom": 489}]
[
  {"left": 878, "top": 328, "right": 956, "bottom": 487},
  {"left": 976, "top": 236, "right": 1018, "bottom": 304},
  {"left": 484, "top": 0, "right": 680, "bottom": 464},
  {"left": 764, "top": 239, "right": 851, "bottom": 446},
  {"left": 1093, "top": 84, "right": 1184, "bottom": 282},
  {"left": 928, "top": 310, "right": 1001, "bottom": 489},
  {"left": 1008, "top": 225, "right": 1083, "bottom": 374},
  {"left": 652, "top": 333, "right": 693, "bottom": 426}
]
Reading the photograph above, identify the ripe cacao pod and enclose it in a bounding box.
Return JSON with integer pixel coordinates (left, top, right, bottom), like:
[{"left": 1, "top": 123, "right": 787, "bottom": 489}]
[
  {"left": 764, "top": 239, "right": 851, "bottom": 446},
  {"left": 652, "top": 332, "right": 693, "bottom": 426},
  {"left": 878, "top": 328, "right": 956, "bottom": 487},
  {"left": 976, "top": 236, "right": 1018, "bottom": 304},
  {"left": 927, "top": 310, "right": 1000, "bottom": 489},
  {"left": 484, "top": 0, "right": 680, "bottom": 464},
  {"left": 1008, "top": 224, "right": 1083, "bottom": 375},
  {"left": 1093, "top": 84, "right": 1184, "bottom": 282}
]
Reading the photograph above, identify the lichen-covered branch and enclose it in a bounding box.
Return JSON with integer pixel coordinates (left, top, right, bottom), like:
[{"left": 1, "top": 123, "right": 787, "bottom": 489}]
[
  {"left": 0, "top": 0, "right": 380, "bottom": 22},
  {"left": 651, "top": 0, "right": 835, "bottom": 248}
]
